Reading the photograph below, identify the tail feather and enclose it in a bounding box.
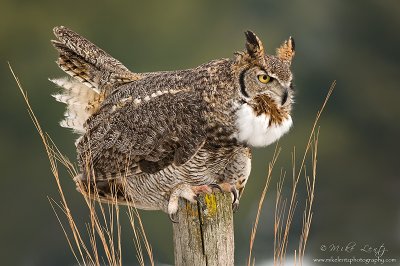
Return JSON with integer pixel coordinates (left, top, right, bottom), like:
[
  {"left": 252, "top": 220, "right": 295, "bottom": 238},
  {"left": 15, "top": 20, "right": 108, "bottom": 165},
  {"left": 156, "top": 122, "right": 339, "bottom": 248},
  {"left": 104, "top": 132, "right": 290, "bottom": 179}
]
[{"left": 51, "top": 77, "right": 103, "bottom": 134}]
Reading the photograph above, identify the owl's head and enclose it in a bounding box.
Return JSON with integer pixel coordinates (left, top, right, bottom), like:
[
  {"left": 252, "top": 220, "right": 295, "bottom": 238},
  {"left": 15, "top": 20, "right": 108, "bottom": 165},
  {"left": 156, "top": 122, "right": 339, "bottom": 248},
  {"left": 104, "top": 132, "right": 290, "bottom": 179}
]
[{"left": 233, "top": 31, "right": 295, "bottom": 147}]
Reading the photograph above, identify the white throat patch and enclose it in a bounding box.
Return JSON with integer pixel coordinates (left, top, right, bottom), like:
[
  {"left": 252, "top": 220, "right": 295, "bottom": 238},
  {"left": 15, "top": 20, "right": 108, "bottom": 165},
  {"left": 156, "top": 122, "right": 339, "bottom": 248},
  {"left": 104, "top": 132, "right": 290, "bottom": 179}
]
[{"left": 234, "top": 103, "right": 292, "bottom": 147}]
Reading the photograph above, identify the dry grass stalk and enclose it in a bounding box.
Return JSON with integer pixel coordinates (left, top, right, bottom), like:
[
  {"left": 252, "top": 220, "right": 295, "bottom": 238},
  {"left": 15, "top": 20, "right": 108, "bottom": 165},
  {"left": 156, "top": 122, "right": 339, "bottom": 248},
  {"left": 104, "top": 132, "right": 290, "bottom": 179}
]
[
  {"left": 10, "top": 63, "right": 154, "bottom": 266},
  {"left": 247, "top": 145, "right": 280, "bottom": 266}
]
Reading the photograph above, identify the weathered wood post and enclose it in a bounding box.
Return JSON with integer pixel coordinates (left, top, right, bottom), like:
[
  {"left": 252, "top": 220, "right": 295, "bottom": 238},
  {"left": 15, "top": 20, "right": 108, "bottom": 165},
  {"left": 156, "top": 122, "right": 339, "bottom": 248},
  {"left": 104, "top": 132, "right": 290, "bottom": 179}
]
[{"left": 172, "top": 192, "right": 234, "bottom": 266}]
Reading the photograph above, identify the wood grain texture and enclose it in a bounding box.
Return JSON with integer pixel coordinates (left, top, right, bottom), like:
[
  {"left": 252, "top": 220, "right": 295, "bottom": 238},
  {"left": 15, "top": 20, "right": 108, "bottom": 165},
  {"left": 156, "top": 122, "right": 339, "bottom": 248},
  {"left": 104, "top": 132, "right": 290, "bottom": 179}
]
[{"left": 172, "top": 192, "right": 234, "bottom": 266}]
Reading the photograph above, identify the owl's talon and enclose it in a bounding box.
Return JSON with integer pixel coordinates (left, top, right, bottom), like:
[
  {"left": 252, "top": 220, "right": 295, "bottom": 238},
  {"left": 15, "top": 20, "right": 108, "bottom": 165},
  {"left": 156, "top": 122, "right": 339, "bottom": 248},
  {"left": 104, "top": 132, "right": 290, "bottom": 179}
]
[
  {"left": 232, "top": 201, "right": 240, "bottom": 213},
  {"left": 230, "top": 187, "right": 240, "bottom": 212},
  {"left": 230, "top": 187, "right": 238, "bottom": 204},
  {"left": 169, "top": 212, "right": 179, "bottom": 223},
  {"left": 209, "top": 183, "right": 223, "bottom": 192},
  {"left": 213, "top": 182, "right": 240, "bottom": 212}
]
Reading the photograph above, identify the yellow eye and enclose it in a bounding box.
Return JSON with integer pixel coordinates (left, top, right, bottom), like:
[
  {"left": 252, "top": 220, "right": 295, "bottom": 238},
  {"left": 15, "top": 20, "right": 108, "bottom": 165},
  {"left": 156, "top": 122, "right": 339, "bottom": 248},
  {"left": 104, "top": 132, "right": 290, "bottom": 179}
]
[{"left": 257, "top": 74, "right": 270, "bottom": 84}]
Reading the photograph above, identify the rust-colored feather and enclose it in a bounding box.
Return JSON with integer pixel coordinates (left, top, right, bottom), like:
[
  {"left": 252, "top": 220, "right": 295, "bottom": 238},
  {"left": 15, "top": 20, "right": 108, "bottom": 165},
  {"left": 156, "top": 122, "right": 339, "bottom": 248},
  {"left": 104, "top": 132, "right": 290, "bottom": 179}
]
[{"left": 250, "top": 94, "right": 289, "bottom": 125}]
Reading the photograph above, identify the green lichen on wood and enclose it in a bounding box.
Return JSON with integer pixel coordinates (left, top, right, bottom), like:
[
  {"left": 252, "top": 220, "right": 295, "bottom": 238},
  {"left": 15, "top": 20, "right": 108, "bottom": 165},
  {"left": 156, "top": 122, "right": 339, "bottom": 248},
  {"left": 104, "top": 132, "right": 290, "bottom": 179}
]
[{"left": 203, "top": 193, "right": 218, "bottom": 218}]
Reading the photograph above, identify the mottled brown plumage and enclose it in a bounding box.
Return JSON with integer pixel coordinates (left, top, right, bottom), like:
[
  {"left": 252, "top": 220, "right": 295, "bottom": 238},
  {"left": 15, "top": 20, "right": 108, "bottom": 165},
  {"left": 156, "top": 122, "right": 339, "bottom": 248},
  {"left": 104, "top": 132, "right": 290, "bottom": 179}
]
[{"left": 51, "top": 26, "right": 296, "bottom": 218}]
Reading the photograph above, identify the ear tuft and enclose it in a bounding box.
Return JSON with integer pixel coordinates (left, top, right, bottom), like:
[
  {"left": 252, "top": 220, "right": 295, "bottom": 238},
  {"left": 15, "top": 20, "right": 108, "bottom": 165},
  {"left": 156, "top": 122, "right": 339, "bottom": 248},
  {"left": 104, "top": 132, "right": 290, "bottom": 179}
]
[
  {"left": 244, "top": 31, "right": 265, "bottom": 59},
  {"left": 276, "top": 36, "right": 295, "bottom": 65}
]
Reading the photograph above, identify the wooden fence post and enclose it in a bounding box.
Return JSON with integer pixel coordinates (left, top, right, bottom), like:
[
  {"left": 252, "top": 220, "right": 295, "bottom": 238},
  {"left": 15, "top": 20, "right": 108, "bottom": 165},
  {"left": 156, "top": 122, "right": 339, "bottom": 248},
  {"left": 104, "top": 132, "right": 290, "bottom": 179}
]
[{"left": 172, "top": 192, "right": 234, "bottom": 266}]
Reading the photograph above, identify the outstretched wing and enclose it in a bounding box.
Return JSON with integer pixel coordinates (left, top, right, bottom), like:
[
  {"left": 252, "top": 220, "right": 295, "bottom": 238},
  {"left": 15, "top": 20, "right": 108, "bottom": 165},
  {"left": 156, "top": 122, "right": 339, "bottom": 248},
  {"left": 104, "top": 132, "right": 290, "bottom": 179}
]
[
  {"left": 78, "top": 81, "right": 208, "bottom": 176},
  {"left": 51, "top": 26, "right": 144, "bottom": 134},
  {"left": 52, "top": 26, "right": 141, "bottom": 93}
]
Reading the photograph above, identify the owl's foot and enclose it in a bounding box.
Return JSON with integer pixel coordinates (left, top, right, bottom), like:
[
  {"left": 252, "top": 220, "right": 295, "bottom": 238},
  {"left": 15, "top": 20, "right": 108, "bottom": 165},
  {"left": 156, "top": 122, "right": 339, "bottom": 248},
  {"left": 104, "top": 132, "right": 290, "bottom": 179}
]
[
  {"left": 168, "top": 183, "right": 197, "bottom": 222},
  {"left": 214, "top": 183, "right": 240, "bottom": 212},
  {"left": 167, "top": 183, "right": 224, "bottom": 223},
  {"left": 192, "top": 183, "right": 240, "bottom": 212}
]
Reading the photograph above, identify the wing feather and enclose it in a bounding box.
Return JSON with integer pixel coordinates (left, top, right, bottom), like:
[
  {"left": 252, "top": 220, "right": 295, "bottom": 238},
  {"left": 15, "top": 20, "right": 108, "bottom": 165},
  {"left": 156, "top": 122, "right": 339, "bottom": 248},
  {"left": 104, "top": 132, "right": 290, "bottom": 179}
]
[
  {"left": 77, "top": 87, "right": 207, "bottom": 177},
  {"left": 52, "top": 26, "right": 141, "bottom": 92}
]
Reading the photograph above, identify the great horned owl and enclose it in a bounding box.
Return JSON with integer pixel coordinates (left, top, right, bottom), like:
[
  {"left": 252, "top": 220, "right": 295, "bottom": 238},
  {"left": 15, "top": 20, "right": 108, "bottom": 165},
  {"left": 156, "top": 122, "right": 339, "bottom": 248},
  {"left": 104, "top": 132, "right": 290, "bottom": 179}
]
[{"left": 51, "top": 26, "right": 295, "bottom": 220}]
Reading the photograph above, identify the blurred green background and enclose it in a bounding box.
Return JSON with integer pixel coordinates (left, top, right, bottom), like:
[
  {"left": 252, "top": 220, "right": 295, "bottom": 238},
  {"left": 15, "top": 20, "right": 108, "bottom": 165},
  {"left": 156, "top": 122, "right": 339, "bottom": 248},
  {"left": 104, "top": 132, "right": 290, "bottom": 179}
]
[{"left": 1, "top": 0, "right": 399, "bottom": 265}]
